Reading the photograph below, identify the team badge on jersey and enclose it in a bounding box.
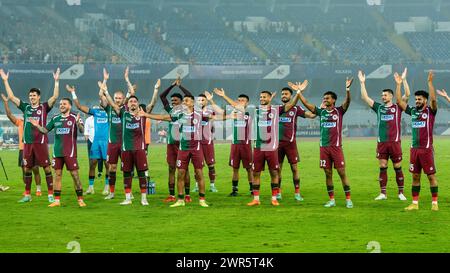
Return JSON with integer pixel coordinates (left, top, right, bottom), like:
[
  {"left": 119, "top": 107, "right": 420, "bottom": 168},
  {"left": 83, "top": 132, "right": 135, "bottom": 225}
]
[
  {"left": 289, "top": 111, "right": 294, "bottom": 116},
  {"left": 36, "top": 110, "right": 42, "bottom": 115},
  {"left": 193, "top": 119, "right": 198, "bottom": 124},
  {"left": 268, "top": 113, "right": 274, "bottom": 118},
  {"left": 136, "top": 116, "right": 141, "bottom": 121},
  {"left": 332, "top": 114, "right": 338, "bottom": 120},
  {"left": 67, "top": 120, "right": 73, "bottom": 126},
  {"left": 391, "top": 108, "right": 396, "bottom": 113},
  {"left": 244, "top": 115, "right": 249, "bottom": 120},
  {"left": 422, "top": 113, "right": 428, "bottom": 119}
]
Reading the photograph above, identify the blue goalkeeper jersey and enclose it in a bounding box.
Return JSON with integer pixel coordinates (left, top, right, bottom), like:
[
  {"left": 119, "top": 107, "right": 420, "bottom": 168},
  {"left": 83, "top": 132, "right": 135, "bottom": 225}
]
[{"left": 88, "top": 108, "right": 109, "bottom": 142}]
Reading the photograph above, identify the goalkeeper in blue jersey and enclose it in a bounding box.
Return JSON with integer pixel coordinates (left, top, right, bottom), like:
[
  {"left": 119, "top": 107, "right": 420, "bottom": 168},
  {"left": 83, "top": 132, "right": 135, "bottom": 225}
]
[{"left": 66, "top": 85, "right": 110, "bottom": 195}]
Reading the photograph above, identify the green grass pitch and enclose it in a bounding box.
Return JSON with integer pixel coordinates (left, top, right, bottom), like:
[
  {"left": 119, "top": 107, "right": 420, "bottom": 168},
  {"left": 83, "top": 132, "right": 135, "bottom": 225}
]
[{"left": 0, "top": 137, "right": 449, "bottom": 253}]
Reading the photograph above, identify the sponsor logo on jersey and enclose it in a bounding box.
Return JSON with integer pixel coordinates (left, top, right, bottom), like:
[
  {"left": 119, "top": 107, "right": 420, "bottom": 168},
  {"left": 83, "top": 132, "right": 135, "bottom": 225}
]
[
  {"left": 412, "top": 121, "right": 426, "bottom": 128},
  {"left": 112, "top": 117, "right": 121, "bottom": 124},
  {"left": 56, "top": 128, "right": 70, "bottom": 134},
  {"left": 55, "top": 122, "right": 62, "bottom": 126},
  {"left": 201, "top": 120, "right": 208, "bottom": 126},
  {"left": 381, "top": 114, "right": 394, "bottom": 121},
  {"left": 28, "top": 116, "right": 40, "bottom": 122},
  {"left": 258, "top": 120, "right": 272, "bottom": 127},
  {"left": 279, "top": 117, "right": 292, "bottom": 123},
  {"left": 126, "top": 123, "right": 140, "bottom": 129},
  {"left": 97, "top": 117, "right": 108, "bottom": 123},
  {"left": 322, "top": 122, "right": 337, "bottom": 128},
  {"left": 182, "top": 126, "right": 195, "bottom": 133}
]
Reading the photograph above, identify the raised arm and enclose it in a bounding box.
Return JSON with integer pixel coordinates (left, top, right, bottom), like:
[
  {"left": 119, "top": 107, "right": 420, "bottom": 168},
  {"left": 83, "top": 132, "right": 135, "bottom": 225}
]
[
  {"left": 66, "top": 85, "right": 90, "bottom": 114},
  {"left": 304, "top": 111, "right": 316, "bottom": 119},
  {"left": 341, "top": 77, "right": 353, "bottom": 111},
  {"left": 437, "top": 89, "right": 450, "bottom": 103},
  {"left": 284, "top": 80, "right": 308, "bottom": 112},
  {"left": 146, "top": 79, "right": 161, "bottom": 113},
  {"left": 394, "top": 72, "right": 407, "bottom": 111},
  {"left": 138, "top": 108, "right": 171, "bottom": 121},
  {"left": 178, "top": 76, "right": 193, "bottom": 97},
  {"left": 98, "top": 81, "right": 121, "bottom": 115},
  {"left": 1, "top": 93, "right": 17, "bottom": 124},
  {"left": 99, "top": 68, "right": 109, "bottom": 108},
  {"left": 213, "top": 88, "right": 246, "bottom": 113},
  {"left": 358, "top": 70, "right": 374, "bottom": 107},
  {"left": 288, "top": 81, "right": 316, "bottom": 113},
  {"left": 401, "top": 67, "right": 410, "bottom": 103},
  {"left": 47, "top": 68, "right": 60, "bottom": 108},
  {"left": 29, "top": 118, "right": 49, "bottom": 134},
  {"left": 124, "top": 66, "right": 135, "bottom": 96},
  {"left": 428, "top": 70, "right": 437, "bottom": 112},
  {"left": 159, "top": 80, "right": 177, "bottom": 110},
  {"left": 0, "top": 69, "right": 20, "bottom": 106},
  {"left": 204, "top": 90, "right": 224, "bottom": 115}
]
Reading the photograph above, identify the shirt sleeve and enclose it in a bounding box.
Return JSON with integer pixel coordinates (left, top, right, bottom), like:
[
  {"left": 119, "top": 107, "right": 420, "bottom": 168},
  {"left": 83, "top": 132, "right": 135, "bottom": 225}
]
[
  {"left": 371, "top": 102, "right": 381, "bottom": 113},
  {"left": 296, "top": 106, "right": 306, "bottom": 118},
  {"left": 88, "top": 108, "right": 96, "bottom": 116},
  {"left": 18, "top": 100, "right": 27, "bottom": 112},
  {"left": 43, "top": 102, "right": 52, "bottom": 113},
  {"left": 337, "top": 106, "right": 345, "bottom": 115},
  {"left": 314, "top": 106, "right": 322, "bottom": 116},
  {"left": 45, "top": 116, "right": 55, "bottom": 131},
  {"left": 405, "top": 105, "right": 412, "bottom": 116}
]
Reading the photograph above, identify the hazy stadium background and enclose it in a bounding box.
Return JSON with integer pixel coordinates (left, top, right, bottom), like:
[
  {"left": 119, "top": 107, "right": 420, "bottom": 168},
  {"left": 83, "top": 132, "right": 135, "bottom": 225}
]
[{"left": 1, "top": 0, "right": 450, "bottom": 142}]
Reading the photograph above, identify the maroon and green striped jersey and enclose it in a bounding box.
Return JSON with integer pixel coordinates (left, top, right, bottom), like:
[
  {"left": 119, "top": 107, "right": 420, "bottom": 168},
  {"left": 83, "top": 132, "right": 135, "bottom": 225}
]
[
  {"left": 232, "top": 110, "right": 251, "bottom": 145},
  {"left": 120, "top": 107, "right": 145, "bottom": 151},
  {"left": 171, "top": 110, "right": 202, "bottom": 151},
  {"left": 201, "top": 107, "right": 215, "bottom": 145},
  {"left": 279, "top": 105, "right": 306, "bottom": 143},
  {"left": 18, "top": 100, "right": 52, "bottom": 144},
  {"left": 315, "top": 106, "right": 346, "bottom": 147},
  {"left": 371, "top": 102, "right": 402, "bottom": 143},
  {"left": 405, "top": 105, "right": 436, "bottom": 149},
  {"left": 164, "top": 105, "right": 181, "bottom": 145},
  {"left": 46, "top": 113, "right": 82, "bottom": 158},
  {"left": 104, "top": 105, "right": 122, "bottom": 144},
  {"left": 254, "top": 105, "right": 282, "bottom": 151}
]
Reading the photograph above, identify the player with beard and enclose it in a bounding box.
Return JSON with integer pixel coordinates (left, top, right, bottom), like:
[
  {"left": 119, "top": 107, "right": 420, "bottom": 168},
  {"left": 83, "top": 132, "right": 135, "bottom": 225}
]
[
  {"left": 29, "top": 98, "right": 86, "bottom": 207},
  {"left": 396, "top": 71, "right": 439, "bottom": 211},
  {"left": 99, "top": 81, "right": 149, "bottom": 206}
]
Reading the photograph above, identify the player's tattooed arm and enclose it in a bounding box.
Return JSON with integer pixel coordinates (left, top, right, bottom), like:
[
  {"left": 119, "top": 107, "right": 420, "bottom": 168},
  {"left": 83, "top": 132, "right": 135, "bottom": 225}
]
[
  {"left": 138, "top": 108, "right": 171, "bottom": 121},
  {"left": 1, "top": 93, "right": 18, "bottom": 124},
  {"left": 28, "top": 118, "right": 49, "bottom": 134},
  {"left": 401, "top": 67, "right": 410, "bottom": 103},
  {"left": 285, "top": 80, "right": 308, "bottom": 112},
  {"left": 0, "top": 69, "right": 20, "bottom": 106},
  {"left": 358, "top": 70, "right": 374, "bottom": 108},
  {"left": 341, "top": 77, "right": 353, "bottom": 112},
  {"left": 48, "top": 67, "right": 60, "bottom": 108},
  {"left": 394, "top": 72, "right": 407, "bottom": 111},
  {"left": 428, "top": 70, "right": 437, "bottom": 112},
  {"left": 66, "top": 85, "right": 90, "bottom": 114},
  {"left": 98, "top": 81, "right": 121, "bottom": 115},
  {"left": 213, "top": 88, "right": 245, "bottom": 113},
  {"left": 76, "top": 113, "right": 84, "bottom": 133},
  {"left": 146, "top": 79, "right": 161, "bottom": 113}
]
